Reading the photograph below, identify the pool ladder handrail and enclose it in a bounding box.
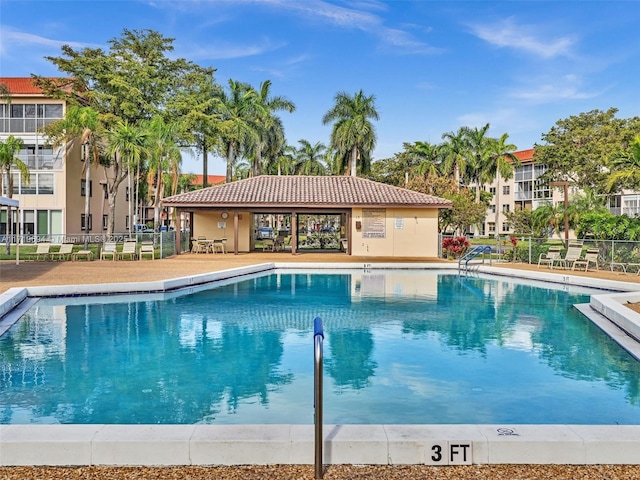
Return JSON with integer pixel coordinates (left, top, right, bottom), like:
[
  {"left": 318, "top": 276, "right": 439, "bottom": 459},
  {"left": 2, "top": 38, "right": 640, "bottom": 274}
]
[
  {"left": 313, "top": 316, "right": 324, "bottom": 479},
  {"left": 458, "top": 245, "right": 493, "bottom": 272}
]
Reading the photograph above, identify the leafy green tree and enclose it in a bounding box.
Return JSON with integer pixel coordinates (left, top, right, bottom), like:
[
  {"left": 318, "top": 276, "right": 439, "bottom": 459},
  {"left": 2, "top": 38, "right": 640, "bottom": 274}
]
[
  {"left": 534, "top": 108, "right": 640, "bottom": 194},
  {"left": 0, "top": 135, "right": 28, "bottom": 254},
  {"left": 167, "top": 67, "right": 222, "bottom": 188},
  {"left": 35, "top": 28, "right": 201, "bottom": 231},
  {"left": 322, "top": 90, "right": 379, "bottom": 177}
]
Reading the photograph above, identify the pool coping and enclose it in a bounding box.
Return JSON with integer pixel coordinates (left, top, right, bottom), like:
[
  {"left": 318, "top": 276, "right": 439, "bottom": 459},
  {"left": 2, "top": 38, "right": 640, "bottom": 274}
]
[{"left": 2, "top": 262, "right": 640, "bottom": 467}]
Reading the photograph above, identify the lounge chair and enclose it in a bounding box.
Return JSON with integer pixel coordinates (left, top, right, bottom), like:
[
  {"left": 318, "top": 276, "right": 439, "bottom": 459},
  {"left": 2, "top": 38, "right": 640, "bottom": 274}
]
[
  {"left": 100, "top": 241, "right": 118, "bottom": 261},
  {"left": 27, "top": 242, "right": 52, "bottom": 261},
  {"left": 551, "top": 243, "right": 584, "bottom": 270},
  {"left": 262, "top": 238, "right": 275, "bottom": 251},
  {"left": 537, "top": 246, "right": 561, "bottom": 268},
  {"left": 139, "top": 241, "right": 155, "bottom": 260},
  {"left": 117, "top": 240, "right": 137, "bottom": 260},
  {"left": 49, "top": 243, "right": 74, "bottom": 261},
  {"left": 572, "top": 248, "right": 599, "bottom": 272}
]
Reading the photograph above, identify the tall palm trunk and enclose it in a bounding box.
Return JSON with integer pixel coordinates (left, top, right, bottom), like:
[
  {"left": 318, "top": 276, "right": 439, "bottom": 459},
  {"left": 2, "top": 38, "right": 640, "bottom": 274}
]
[
  {"left": 226, "top": 142, "right": 235, "bottom": 183},
  {"left": 84, "top": 146, "right": 91, "bottom": 249},
  {"left": 350, "top": 146, "right": 358, "bottom": 177}
]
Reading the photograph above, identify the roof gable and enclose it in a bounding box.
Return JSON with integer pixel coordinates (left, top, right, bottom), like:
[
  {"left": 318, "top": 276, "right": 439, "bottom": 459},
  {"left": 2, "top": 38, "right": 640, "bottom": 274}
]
[{"left": 164, "top": 175, "right": 452, "bottom": 208}]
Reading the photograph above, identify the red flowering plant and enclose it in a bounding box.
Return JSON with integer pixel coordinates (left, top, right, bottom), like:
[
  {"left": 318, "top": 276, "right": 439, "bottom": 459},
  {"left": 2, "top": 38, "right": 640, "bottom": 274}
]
[{"left": 442, "top": 236, "right": 470, "bottom": 259}]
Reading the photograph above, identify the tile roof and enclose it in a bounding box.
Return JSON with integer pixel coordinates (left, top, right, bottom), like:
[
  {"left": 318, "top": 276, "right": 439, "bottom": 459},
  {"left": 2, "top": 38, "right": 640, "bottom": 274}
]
[
  {"left": 163, "top": 175, "right": 452, "bottom": 209},
  {"left": 186, "top": 174, "right": 226, "bottom": 186},
  {"left": 512, "top": 148, "right": 534, "bottom": 162},
  {"left": 0, "top": 77, "right": 44, "bottom": 95}
]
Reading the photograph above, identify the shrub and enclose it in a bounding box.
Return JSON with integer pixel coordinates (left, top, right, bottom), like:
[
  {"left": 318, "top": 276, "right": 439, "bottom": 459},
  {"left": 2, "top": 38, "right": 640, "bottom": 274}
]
[{"left": 442, "top": 236, "right": 470, "bottom": 259}]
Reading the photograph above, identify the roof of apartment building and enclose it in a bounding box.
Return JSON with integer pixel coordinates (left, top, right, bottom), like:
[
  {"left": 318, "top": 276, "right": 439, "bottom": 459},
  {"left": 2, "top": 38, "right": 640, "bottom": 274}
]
[
  {"left": 164, "top": 175, "right": 453, "bottom": 209},
  {"left": 186, "top": 174, "right": 226, "bottom": 187},
  {"left": 0, "top": 77, "right": 45, "bottom": 95},
  {"left": 512, "top": 148, "right": 534, "bottom": 162}
]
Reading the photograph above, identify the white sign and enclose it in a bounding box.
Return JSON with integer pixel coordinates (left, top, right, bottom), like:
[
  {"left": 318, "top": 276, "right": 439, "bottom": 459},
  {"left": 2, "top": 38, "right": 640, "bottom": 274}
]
[
  {"left": 394, "top": 217, "right": 404, "bottom": 229},
  {"left": 217, "top": 222, "right": 226, "bottom": 228}
]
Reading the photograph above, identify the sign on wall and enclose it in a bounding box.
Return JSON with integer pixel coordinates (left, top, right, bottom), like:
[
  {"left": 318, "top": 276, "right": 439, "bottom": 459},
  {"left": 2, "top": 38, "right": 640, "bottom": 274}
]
[{"left": 362, "top": 209, "right": 386, "bottom": 238}]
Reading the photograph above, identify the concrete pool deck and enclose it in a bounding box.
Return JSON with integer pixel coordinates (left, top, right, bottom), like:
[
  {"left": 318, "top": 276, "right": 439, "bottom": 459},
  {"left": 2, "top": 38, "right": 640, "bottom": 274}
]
[{"left": 1, "top": 256, "right": 640, "bottom": 467}]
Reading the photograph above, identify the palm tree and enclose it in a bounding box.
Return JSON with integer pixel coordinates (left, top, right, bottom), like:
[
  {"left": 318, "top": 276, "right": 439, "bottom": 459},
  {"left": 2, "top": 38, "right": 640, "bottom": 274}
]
[
  {"left": 441, "top": 127, "right": 469, "bottom": 190},
  {"left": 485, "top": 133, "right": 519, "bottom": 230},
  {"left": 250, "top": 80, "right": 295, "bottom": 177},
  {"left": 607, "top": 136, "right": 640, "bottom": 192},
  {"left": 144, "top": 115, "right": 181, "bottom": 232},
  {"left": 295, "top": 139, "right": 327, "bottom": 175},
  {"left": 322, "top": 90, "right": 379, "bottom": 177},
  {"left": 105, "top": 120, "right": 147, "bottom": 236},
  {"left": 43, "top": 106, "right": 101, "bottom": 248},
  {"left": 405, "top": 141, "right": 443, "bottom": 177},
  {"left": 463, "top": 123, "right": 492, "bottom": 203},
  {"left": 215, "top": 80, "right": 259, "bottom": 183},
  {"left": 0, "top": 135, "right": 28, "bottom": 254}
]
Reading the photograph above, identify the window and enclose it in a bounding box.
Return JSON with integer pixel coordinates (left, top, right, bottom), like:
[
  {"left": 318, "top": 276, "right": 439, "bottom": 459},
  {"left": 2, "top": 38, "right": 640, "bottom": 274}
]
[
  {"left": 502, "top": 222, "right": 510, "bottom": 232},
  {"left": 38, "top": 174, "right": 54, "bottom": 195},
  {"left": 502, "top": 204, "right": 510, "bottom": 213},
  {"left": 102, "top": 215, "right": 108, "bottom": 231},
  {"left": 489, "top": 204, "right": 496, "bottom": 213},
  {"left": 488, "top": 222, "right": 496, "bottom": 232},
  {"left": 126, "top": 215, "right": 130, "bottom": 229},
  {"left": 502, "top": 185, "right": 510, "bottom": 195},
  {"left": 81, "top": 180, "right": 92, "bottom": 197},
  {"left": 489, "top": 187, "right": 496, "bottom": 195},
  {"left": 81, "top": 214, "right": 93, "bottom": 230},
  {"left": 0, "top": 103, "right": 63, "bottom": 132},
  {"left": 103, "top": 183, "right": 108, "bottom": 199},
  {"left": 126, "top": 186, "right": 130, "bottom": 202}
]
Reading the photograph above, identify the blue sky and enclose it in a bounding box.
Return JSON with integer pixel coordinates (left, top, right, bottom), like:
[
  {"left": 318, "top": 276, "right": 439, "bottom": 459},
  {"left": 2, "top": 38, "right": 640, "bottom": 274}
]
[{"left": 1, "top": 0, "right": 639, "bottom": 175}]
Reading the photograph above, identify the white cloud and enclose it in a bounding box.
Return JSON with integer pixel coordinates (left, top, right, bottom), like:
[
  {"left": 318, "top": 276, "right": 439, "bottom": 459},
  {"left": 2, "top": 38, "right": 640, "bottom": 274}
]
[
  {"left": 0, "top": 26, "right": 94, "bottom": 55},
  {"left": 510, "top": 75, "right": 600, "bottom": 103},
  {"left": 176, "top": 38, "right": 286, "bottom": 61},
  {"left": 468, "top": 17, "right": 575, "bottom": 59}
]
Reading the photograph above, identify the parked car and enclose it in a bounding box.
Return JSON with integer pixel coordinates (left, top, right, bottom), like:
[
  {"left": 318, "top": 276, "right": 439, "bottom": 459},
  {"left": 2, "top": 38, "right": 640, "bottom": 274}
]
[{"left": 256, "top": 227, "right": 274, "bottom": 239}]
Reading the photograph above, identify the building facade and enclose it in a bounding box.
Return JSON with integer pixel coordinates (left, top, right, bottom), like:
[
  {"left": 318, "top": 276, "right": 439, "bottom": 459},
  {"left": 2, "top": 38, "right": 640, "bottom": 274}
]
[{"left": 0, "top": 77, "right": 128, "bottom": 242}]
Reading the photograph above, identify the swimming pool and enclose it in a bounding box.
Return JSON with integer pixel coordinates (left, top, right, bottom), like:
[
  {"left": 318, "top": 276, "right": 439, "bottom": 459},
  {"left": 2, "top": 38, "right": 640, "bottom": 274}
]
[{"left": 1, "top": 269, "right": 639, "bottom": 425}]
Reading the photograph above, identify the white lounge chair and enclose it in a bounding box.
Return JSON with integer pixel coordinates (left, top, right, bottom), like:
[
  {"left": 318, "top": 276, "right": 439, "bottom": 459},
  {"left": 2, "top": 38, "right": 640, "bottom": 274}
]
[
  {"left": 572, "top": 248, "right": 599, "bottom": 272},
  {"left": 117, "top": 240, "right": 137, "bottom": 260},
  {"left": 27, "top": 242, "right": 52, "bottom": 261},
  {"left": 551, "top": 243, "right": 584, "bottom": 270},
  {"left": 49, "top": 243, "right": 74, "bottom": 261},
  {"left": 139, "top": 241, "right": 155, "bottom": 260},
  {"left": 100, "top": 242, "right": 118, "bottom": 261},
  {"left": 537, "top": 246, "right": 561, "bottom": 268}
]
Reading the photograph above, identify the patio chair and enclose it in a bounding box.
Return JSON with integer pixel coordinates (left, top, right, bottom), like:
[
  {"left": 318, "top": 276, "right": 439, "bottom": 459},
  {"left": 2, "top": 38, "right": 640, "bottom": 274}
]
[
  {"left": 572, "top": 248, "right": 600, "bottom": 272},
  {"left": 537, "top": 246, "right": 561, "bottom": 269},
  {"left": 212, "top": 238, "right": 226, "bottom": 254},
  {"left": 139, "top": 241, "right": 155, "bottom": 260},
  {"left": 26, "top": 242, "right": 52, "bottom": 261},
  {"left": 551, "top": 243, "right": 584, "bottom": 270},
  {"left": 117, "top": 240, "right": 138, "bottom": 260},
  {"left": 100, "top": 241, "right": 118, "bottom": 261},
  {"left": 262, "top": 238, "right": 275, "bottom": 252},
  {"left": 49, "top": 243, "right": 74, "bottom": 261}
]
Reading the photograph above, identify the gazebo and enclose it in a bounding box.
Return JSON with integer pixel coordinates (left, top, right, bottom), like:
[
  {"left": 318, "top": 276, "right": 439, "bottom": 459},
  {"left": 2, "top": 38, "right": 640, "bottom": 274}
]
[{"left": 163, "top": 175, "right": 452, "bottom": 258}]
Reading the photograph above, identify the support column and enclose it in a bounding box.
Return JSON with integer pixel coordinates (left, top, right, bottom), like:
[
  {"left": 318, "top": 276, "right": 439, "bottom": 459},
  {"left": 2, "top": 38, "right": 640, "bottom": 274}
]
[{"left": 291, "top": 212, "right": 297, "bottom": 255}]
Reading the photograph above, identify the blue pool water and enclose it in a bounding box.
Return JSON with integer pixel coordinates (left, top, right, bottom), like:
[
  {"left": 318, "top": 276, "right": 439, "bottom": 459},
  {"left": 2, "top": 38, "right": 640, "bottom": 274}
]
[{"left": 1, "top": 270, "right": 639, "bottom": 425}]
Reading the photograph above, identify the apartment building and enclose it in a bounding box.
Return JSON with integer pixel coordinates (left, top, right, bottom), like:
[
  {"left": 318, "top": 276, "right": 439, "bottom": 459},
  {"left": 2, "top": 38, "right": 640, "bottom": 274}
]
[
  {"left": 470, "top": 148, "right": 640, "bottom": 238},
  {"left": 0, "top": 77, "right": 128, "bottom": 242}
]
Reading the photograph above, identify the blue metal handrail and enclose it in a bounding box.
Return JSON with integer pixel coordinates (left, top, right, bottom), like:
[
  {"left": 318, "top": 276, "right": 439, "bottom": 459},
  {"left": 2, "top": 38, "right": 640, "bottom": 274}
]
[
  {"left": 313, "top": 316, "right": 324, "bottom": 479},
  {"left": 458, "top": 245, "right": 493, "bottom": 271}
]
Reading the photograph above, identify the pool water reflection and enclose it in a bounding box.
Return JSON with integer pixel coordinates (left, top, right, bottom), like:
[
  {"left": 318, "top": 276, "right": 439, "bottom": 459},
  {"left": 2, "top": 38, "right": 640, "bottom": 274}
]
[{"left": 1, "top": 270, "right": 639, "bottom": 425}]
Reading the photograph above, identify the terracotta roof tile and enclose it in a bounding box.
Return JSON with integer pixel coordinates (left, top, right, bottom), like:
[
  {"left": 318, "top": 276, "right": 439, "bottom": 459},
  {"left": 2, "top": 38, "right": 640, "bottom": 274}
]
[
  {"left": 164, "top": 175, "right": 452, "bottom": 209},
  {"left": 0, "top": 78, "right": 44, "bottom": 95}
]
